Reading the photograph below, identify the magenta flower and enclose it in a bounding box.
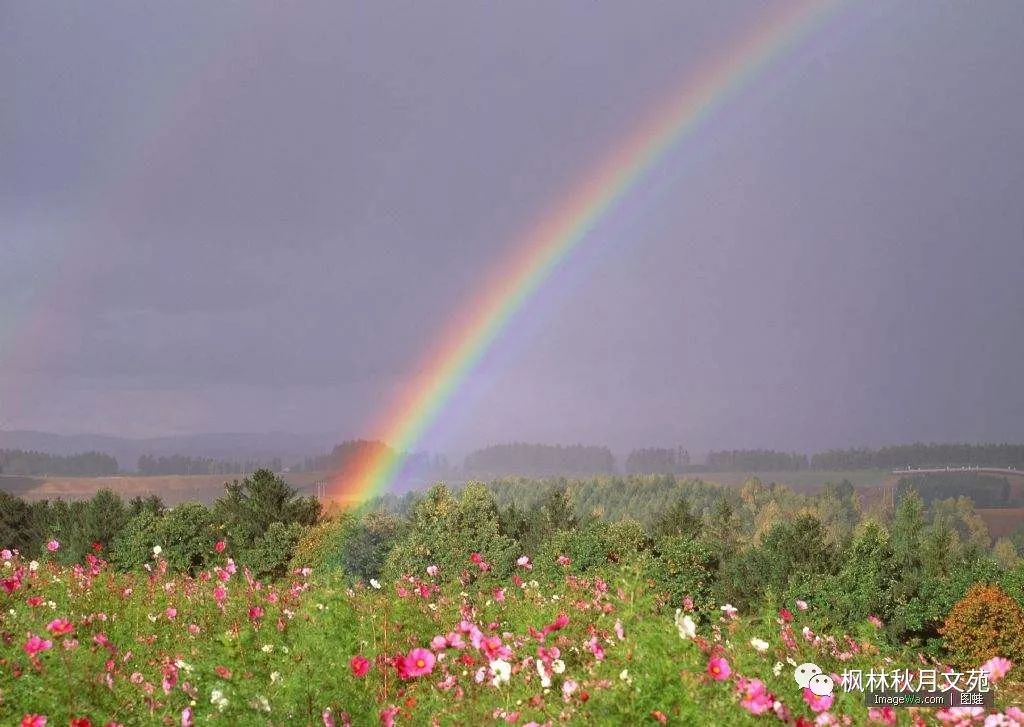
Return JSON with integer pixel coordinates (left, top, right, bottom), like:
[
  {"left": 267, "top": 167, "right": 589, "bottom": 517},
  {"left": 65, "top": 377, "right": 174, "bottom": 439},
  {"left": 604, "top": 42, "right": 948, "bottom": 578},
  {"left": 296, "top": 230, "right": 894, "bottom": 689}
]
[
  {"left": 350, "top": 654, "right": 370, "bottom": 678},
  {"left": 24, "top": 634, "right": 53, "bottom": 657},
  {"left": 45, "top": 618, "right": 74, "bottom": 636},
  {"left": 21, "top": 715, "right": 47, "bottom": 727},
  {"left": 736, "top": 678, "right": 773, "bottom": 715},
  {"left": 802, "top": 687, "right": 833, "bottom": 713},
  {"left": 707, "top": 655, "right": 731, "bottom": 681},
  {"left": 402, "top": 647, "right": 435, "bottom": 678}
]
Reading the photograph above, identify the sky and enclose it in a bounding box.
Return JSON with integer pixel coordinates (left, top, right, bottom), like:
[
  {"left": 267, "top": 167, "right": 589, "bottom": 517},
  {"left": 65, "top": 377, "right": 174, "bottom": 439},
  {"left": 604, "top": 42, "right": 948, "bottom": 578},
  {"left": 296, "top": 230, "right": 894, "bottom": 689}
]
[{"left": 2, "top": 1, "right": 1023, "bottom": 458}]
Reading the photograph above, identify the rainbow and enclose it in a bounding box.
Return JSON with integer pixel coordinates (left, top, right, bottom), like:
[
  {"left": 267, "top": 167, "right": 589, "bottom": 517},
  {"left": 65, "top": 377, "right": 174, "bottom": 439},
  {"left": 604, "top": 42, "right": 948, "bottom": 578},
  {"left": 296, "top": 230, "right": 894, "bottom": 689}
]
[{"left": 329, "top": 0, "right": 839, "bottom": 501}]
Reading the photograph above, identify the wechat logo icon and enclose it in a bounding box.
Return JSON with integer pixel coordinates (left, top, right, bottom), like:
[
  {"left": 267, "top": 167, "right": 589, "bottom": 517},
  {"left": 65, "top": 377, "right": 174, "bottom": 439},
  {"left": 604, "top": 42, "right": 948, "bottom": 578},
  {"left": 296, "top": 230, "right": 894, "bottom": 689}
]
[{"left": 794, "top": 662, "right": 834, "bottom": 696}]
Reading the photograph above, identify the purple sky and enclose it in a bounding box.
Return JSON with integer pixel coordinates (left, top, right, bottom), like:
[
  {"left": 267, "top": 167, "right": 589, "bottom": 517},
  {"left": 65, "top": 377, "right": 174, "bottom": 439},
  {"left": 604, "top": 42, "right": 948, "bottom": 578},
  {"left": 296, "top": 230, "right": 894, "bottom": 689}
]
[{"left": 2, "top": 1, "right": 1023, "bottom": 456}]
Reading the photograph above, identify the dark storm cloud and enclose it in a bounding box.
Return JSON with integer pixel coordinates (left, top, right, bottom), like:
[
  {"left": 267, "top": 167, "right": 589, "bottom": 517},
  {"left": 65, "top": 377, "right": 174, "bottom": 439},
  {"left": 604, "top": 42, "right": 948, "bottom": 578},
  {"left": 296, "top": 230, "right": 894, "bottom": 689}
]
[{"left": 2, "top": 1, "right": 1023, "bottom": 451}]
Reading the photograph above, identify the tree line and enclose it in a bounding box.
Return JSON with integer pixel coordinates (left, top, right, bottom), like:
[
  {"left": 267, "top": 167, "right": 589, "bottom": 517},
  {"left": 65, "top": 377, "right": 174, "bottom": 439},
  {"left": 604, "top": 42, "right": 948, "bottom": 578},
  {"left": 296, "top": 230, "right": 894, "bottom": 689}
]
[
  {"left": 0, "top": 449, "right": 119, "bottom": 477},
  {"left": 463, "top": 443, "right": 616, "bottom": 477},
  {"left": 136, "top": 454, "right": 282, "bottom": 476}
]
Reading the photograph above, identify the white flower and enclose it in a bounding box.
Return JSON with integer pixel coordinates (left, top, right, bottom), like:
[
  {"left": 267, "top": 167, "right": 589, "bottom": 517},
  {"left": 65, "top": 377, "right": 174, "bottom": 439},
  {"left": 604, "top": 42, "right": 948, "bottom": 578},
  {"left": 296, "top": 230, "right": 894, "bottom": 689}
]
[
  {"left": 369, "top": 579, "right": 381, "bottom": 590},
  {"left": 720, "top": 603, "right": 738, "bottom": 619},
  {"left": 152, "top": 545, "right": 162, "bottom": 557},
  {"left": 270, "top": 671, "right": 281, "bottom": 684},
  {"left": 619, "top": 669, "right": 633, "bottom": 685},
  {"left": 490, "top": 659, "right": 512, "bottom": 686},
  {"left": 750, "top": 637, "right": 770, "bottom": 653},
  {"left": 674, "top": 609, "right": 697, "bottom": 640},
  {"left": 175, "top": 660, "right": 194, "bottom": 674},
  {"left": 536, "top": 659, "right": 552, "bottom": 688},
  {"left": 29, "top": 560, "right": 39, "bottom": 572},
  {"left": 551, "top": 659, "right": 565, "bottom": 674},
  {"left": 261, "top": 644, "right": 274, "bottom": 653},
  {"left": 773, "top": 661, "right": 783, "bottom": 677}
]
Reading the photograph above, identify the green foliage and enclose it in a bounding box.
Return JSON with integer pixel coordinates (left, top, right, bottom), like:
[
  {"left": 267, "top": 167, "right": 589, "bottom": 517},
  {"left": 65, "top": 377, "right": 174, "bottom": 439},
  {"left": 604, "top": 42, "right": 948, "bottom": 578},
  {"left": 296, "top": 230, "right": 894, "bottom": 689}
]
[
  {"left": 155, "top": 502, "right": 218, "bottom": 574},
  {"left": 212, "top": 469, "right": 320, "bottom": 572},
  {"left": 341, "top": 510, "right": 404, "bottom": 581},
  {"left": 245, "top": 521, "right": 304, "bottom": 579},
  {"left": 109, "top": 510, "right": 162, "bottom": 571},
  {"left": 383, "top": 483, "right": 516, "bottom": 581},
  {"left": 651, "top": 534, "right": 719, "bottom": 611},
  {"left": 290, "top": 516, "right": 355, "bottom": 573}
]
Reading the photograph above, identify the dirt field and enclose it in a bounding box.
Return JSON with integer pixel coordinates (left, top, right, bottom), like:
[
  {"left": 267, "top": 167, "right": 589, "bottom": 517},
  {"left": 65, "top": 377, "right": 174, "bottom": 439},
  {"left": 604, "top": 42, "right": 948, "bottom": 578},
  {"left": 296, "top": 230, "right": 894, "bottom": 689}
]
[
  {"left": 0, "top": 471, "right": 335, "bottom": 506},
  {"left": 977, "top": 508, "right": 1024, "bottom": 539}
]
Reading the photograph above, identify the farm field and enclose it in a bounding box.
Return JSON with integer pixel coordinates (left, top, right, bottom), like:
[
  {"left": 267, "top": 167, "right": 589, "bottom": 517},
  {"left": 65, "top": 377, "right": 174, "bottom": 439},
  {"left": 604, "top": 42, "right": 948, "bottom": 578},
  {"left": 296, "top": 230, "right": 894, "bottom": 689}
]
[
  {"left": 698, "top": 470, "right": 891, "bottom": 493},
  {"left": 0, "top": 472, "right": 337, "bottom": 505}
]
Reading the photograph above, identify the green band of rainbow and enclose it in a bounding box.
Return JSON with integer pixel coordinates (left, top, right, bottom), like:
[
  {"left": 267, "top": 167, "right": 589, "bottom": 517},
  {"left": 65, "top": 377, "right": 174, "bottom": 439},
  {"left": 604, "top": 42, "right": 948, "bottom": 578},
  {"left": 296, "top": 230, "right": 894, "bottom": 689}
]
[{"left": 329, "top": 0, "right": 838, "bottom": 501}]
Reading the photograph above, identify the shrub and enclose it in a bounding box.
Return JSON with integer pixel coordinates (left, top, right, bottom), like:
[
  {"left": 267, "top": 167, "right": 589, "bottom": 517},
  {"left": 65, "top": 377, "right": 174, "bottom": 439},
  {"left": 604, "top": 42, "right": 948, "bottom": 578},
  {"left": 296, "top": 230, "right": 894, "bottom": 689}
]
[
  {"left": 245, "top": 521, "right": 304, "bottom": 579},
  {"left": 652, "top": 534, "right": 719, "bottom": 612},
  {"left": 290, "top": 516, "right": 355, "bottom": 573},
  {"left": 341, "top": 511, "right": 403, "bottom": 581},
  {"left": 940, "top": 583, "right": 1024, "bottom": 666},
  {"left": 157, "top": 503, "right": 218, "bottom": 574}
]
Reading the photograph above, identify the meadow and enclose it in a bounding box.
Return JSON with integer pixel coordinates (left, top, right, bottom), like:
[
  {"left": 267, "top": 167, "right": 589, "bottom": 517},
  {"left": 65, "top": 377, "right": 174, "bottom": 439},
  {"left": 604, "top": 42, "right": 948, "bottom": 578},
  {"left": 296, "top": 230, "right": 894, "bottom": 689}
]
[
  {"left": 3, "top": 544, "right": 1021, "bottom": 726},
  {"left": 1, "top": 470, "right": 1023, "bottom": 724}
]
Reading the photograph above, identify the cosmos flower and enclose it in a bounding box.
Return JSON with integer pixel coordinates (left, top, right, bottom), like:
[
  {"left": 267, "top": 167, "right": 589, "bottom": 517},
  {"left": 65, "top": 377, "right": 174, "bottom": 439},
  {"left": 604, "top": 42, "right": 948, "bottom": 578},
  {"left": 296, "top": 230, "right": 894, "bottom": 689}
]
[
  {"left": 981, "top": 656, "right": 1012, "bottom": 682},
  {"left": 46, "top": 540, "right": 60, "bottom": 552},
  {"left": 707, "top": 656, "right": 731, "bottom": 681},
  {"left": 350, "top": 654, "right": 370, "bottom": 677},
  {"left": 402, "top": 648, "right": 435, "bottom": 678},
  {"left": 750, "top": 637, "right": 770, "bottom": 653},
  {"left": 490, "top": 659, "right": 512, "bottom": 686}
]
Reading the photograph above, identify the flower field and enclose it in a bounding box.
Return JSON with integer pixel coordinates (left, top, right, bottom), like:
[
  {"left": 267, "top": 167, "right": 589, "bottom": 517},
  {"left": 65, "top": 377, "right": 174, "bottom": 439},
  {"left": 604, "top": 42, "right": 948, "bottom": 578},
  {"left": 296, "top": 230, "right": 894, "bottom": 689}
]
[{"left": 0, "top": 544, "right": 1021, "bottom": 726}]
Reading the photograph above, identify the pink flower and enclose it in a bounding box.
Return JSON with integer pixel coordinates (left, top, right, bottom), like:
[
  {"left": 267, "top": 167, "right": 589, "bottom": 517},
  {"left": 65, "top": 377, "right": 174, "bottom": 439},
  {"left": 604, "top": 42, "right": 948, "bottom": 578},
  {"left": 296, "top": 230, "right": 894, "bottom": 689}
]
[
  {"left": 556, "top": 554, "right": 571, "bottom": 566},
  {"left": 214, "top": 540, "right": 226, "bottom": 553},
  {"left": 46, "top": 540, "right": 59, "bottom": 552},
  {"left": 46, "top": 618, "right": 74, "bottom": 636},
  {"left": 322, "top": 708, "right": 335, "bottom": 727},
  {"left": 516, "top": 555, "right": 532, "bottom": 569},
  {"left": 379, "top": 705, "right": 400, "bottom": 727},
  {"left": 1, "top": 549, "right": 11, "bottom": 560},
  {"left": 736, "top": 678, "right": 773, "bottom": 715},
  {"left": 181, "top": 707, "right": 193, "bottom": 727},
  {"left": 431, "top": 635, "right": 448, "bottom": 650},
  {"left": 24, "top": 634, "right": 53, "bottom": 657},
  {"left": 493, "top": 588, "right": 505, "bottom": 603},
  {"left": 248, "top": 606, "right": 264, "bottom": 620},
  {"left": 614, "top": 619, "right": 625, "bottom": 640},
  {"left": 21, "top": 716, "right": 47, "bottom": 727},
  {"left": 795, "top": 599, "right": 809, "bottom": 611},
  {"left": 401, "top": 647, "right": 435, "bottom": 678},
  {"left": 802, "top": 687, "right": 833, "bottom": 713},
  {"left": 720, "top": 603, "right": 738, "bottom": 619},
  {"left": 867, "top": 707, "right": 896, "bottom": 725},
  {"left": 165, "top": 607, "right": 177, "bottom": 620},
  {"left": 426, "top": 564, "right": 439, "bottom": 577},
  {"left": 707, "top": 656, "right": 731, "bottom": 681},
  {"left": 980, "top": 656, "right": 1012, "bottom": 682},
  {"left": 586, "top": 636, "right": 605, "bottom": 661},
  {"left": 350, "top": 654, "right": 370, "bottom": 678},
  {"left": 867, "top": 614, "right": 883, "bottom": 628},
  {"left": 683, "top": 595, "right": 694, "bottom": 611}
]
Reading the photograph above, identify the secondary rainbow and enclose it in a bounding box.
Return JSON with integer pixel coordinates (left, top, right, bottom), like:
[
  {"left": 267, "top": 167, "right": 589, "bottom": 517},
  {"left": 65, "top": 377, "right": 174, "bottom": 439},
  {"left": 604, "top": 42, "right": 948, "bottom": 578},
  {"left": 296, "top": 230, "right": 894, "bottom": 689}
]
[{"left": 329, "top": 0, "right": 838, "bottom": 501}]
